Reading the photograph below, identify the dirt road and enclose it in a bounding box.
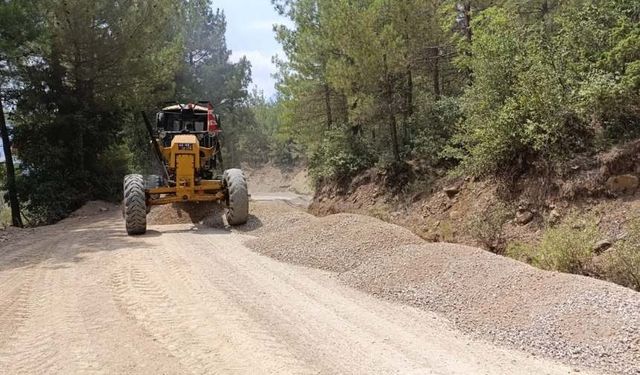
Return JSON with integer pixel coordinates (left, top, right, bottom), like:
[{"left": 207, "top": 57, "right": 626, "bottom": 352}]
[{"left": 0, "top": 201, "right": 580, "bottom": 374}]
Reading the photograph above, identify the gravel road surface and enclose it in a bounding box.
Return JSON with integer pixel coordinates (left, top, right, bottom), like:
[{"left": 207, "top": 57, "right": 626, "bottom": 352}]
[{"left": 0, "top": 201, "right": 581, "bottom": 374}]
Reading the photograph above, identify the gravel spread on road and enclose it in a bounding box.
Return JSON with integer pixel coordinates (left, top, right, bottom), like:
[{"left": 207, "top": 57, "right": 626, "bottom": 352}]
[
  {"left": 147, "top": 202, "right": 226, "bottom": 227},
  {"left": 245, "top": 201, "right": 640, "bottom": 374},
  {"left": 247, "top": 210, "right": 423, "bottom": 273}
]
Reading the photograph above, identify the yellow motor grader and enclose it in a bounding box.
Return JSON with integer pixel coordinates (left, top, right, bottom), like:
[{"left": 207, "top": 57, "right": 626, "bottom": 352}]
[{"left": 123, "top": 102, "right": 248, "bottom": 235}]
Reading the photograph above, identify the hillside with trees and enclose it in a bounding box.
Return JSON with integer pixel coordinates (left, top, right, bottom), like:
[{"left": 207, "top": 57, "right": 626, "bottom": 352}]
[
  {"left": 268, "top": 0, "right": 640, "bottom": 290},
  {"left": 270, "top": 0, "right": 639, "bottom": 183}
]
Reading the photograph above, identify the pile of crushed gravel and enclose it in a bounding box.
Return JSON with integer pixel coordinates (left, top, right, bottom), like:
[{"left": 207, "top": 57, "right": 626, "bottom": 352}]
[
  {"left": 342, "top": 244, "right": 640, "bottom": 374},
  {"left": 245, "top": 202, "right": 640, "bottom": 374},
  {"left": 246, "top": 210, "right": 423, "bottom": 272},
  {"left": 236, "top": 201, "right": 316, "bottom": 235},
  {"left": 147, "top": 202, "right": 225, "bottom": 227}
]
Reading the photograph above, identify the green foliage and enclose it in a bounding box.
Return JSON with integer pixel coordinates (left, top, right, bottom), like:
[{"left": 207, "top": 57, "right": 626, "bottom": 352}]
[
  {"left": 16, "top": 167, "right": 88, "bottom": 225},
  {"left": 2, "top": 0, "right": 639, "bottom": 226},
  {"left": 93, "top": 144, "right": 132, "bottom": 201},
  {"left": 0, "top": 0, "right": 260, "bottom": 224},
  {"left": 171, "top": 0, "right": 256, "bottom": 169},
  {"left": 508, "top": 214, "right": 640, "bottom": 291},
  {"left": 308, "top": 126, "right": 375, "bottom": 184},
  {"left": 274, "top": 0, "right": 454, "bottom": 164},
  {"left": 507, "top": 215, "right": 600, "bottom": 275},
  {"left": 411, "top": 96, "right": 462, "bottom": 166},
  {"left": 274, "top": 0, "right": 640, "bottom": 180},
  {"left": 251, "top": 92, "right": 305, "bottom": 166},
  {"left": 453, "top": 1, "right": 640, "bottom": 174}
]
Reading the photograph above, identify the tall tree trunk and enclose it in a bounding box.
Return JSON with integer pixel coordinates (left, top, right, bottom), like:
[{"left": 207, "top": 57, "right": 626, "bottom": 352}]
[
  {"left": 0, "top": 98, "right": 23, "bottom": 228},
  {"left": 402, "top": 68, "right": 413, "bottom": 144},
  {"left": 338, "top": 92, "right": 349, "bottom": 124},
  {"left": 432, "top": 46, "right": 441, "bottom": 100},
  {"left": 388, "top": 110, "right": 400, "bottom": 162},
  {"left": 401, "top": 25, "right": 413, "bottom": 144},
  {"left": 463, "top": 2, "right": 472, "bottom": 45},
  {"left": 383, "top": 55, "right": 400, "bottom": 161},
  {"left": 323, "top": 83, "right": 333, "bottom": 129}
]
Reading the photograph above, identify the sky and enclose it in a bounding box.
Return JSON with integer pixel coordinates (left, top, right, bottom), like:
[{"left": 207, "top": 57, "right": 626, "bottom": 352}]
[{"left": 213, "top": 0, "right": 290, "bottom": 98}]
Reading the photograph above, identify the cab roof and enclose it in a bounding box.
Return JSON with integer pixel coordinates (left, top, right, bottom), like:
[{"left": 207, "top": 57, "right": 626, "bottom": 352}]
[{"left": 161, "top": 104, "right": 209, "bottom": 112}]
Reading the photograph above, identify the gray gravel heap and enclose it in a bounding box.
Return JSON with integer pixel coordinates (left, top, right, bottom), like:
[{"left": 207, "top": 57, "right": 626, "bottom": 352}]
[
  {"left": 245, "top": 202, "right": 640, "bottom": 374},
  {"left": 247, "top": 210, "right": 423, "bottom": 272}
]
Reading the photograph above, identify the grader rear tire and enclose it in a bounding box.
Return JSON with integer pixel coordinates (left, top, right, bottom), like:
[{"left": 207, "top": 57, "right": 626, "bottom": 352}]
[
  {"left": 224, "top": 169, "right": 249, "bottom": 225},
  {"left": 124, "top": 174, "right": 147, "bottom": 235}
]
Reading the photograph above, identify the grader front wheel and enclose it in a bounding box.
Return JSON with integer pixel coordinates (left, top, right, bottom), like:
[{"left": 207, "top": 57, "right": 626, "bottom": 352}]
[
  {"left": 224, "top": 169, "right": 249, "bottom": 225},
  {"left": 123, "top": 174, "right": 147, "bottom": 235}
]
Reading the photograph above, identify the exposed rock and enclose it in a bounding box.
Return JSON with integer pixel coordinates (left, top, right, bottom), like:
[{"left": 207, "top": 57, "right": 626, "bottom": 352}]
[
  {"left": 443, "top": 185, "right": 460, "bottom": 198},
  {"left": 593, "top": 239, "right": 613, "bottom": 254},
  {"left": 605, "top": 174, "right": 639, "bottom": 195},
  {"left": 571, "top": 221, "right": 586, "bottom": 230},
  {"left": 449, "top": 209, "right": 464, "bottom": 220},
  {"left": 516, "top": 210, "right": 534, "bottom": 225},
  {"left": 616, "top": 232, "right": 628, "bottom": 241}
]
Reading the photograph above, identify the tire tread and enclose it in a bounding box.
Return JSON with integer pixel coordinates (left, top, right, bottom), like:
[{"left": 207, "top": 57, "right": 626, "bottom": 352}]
[
  {"left": 224, "top": 169, "right": 249, "bottom": 225},
  {"left": 124, "top": 174, "right": 147, "bottom": 235}
]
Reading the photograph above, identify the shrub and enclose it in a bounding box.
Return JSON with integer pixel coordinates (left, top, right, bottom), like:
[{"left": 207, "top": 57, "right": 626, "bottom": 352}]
[
  {"left": 410, "top": 96, "right": 461, "bottom": 167},
  {"left": 450, "top": 3, "right": 640, "bottom": 175},
  {"left": 309, "top": 126, "right": 375, "bottom": 185},
  {"left": 0, "top": 203, "right": 10, "bottom": 228},
  {"left": 603, "top": 219, "right": 640, "bottom": 291},
  {"left": 465, "top": 201, "right": 512, "bottom": 252},
  {"left": 505, "top": 241, "right": 535, "bottom": 263},
  {"left": 507, "top": 215, "right": 599, "bottom": 275}
]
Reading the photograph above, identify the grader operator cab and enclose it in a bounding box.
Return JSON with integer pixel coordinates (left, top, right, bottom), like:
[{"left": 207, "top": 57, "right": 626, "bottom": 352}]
[{"left": 122, "top": 102, "right": 248, "bottom": 235}]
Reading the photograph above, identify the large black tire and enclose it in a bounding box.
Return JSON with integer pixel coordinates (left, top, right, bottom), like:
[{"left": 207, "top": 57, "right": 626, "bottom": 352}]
[
  {"left": 224, "top": 169, "right": 249, "bottom": 225},
  {"left": 123, "top": 174, "right": 147, "bottom": 235}
]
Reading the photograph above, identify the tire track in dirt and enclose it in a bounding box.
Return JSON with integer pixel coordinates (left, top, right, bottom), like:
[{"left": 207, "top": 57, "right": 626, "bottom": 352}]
[
  {"left": 0, "top": 264, "right": 102, "bottom": 374},
  {"left": 0, "top": 233, "right": 71, "bottom": 363},
  {"left": 110, "top": 258, "right": 245, "bottom": 374},
  {"left": 195, "top": 232, "right": 450, "bottom": 373},
  {"left": 141, "top": 231, "right": 315, "bottom": 374},
  {"left": 0, "top": 268, "right": 36, "bottom": 349}
]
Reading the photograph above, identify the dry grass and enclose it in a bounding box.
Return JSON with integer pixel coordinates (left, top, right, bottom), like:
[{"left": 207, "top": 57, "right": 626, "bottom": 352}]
[
  {"left": 506, "top": 214, "right": 600, "bottom": 275},
  {"left": 464, "top": 201, "right": 512, "bottom": 252},
  {"left": 0, "top": 204, "right": 11, "bottom": 228},
  {"left": 602, "top": 218, "right": 640, "bottom": 291}
]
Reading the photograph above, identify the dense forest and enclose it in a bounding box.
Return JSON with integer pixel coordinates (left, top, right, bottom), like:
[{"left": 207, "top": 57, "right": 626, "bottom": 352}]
[
  {"left": 1, "top": 0, "right": 639, "bottom": 226},
  {"left": 0, "top": 0, "right": 273, "bottom": 225},
  {"left": 270, "top": 0, "right": 639, "bottom": 184}
]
